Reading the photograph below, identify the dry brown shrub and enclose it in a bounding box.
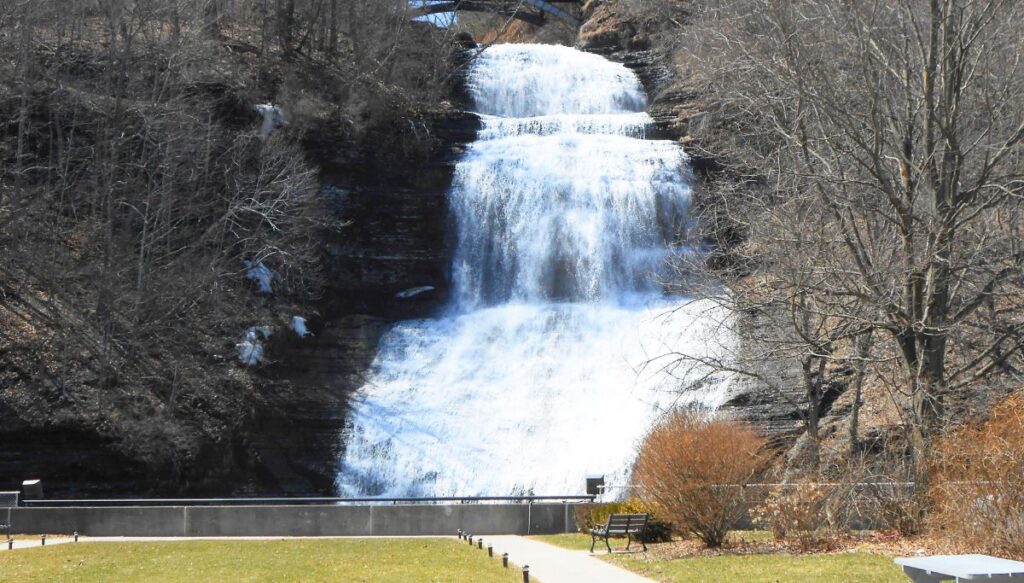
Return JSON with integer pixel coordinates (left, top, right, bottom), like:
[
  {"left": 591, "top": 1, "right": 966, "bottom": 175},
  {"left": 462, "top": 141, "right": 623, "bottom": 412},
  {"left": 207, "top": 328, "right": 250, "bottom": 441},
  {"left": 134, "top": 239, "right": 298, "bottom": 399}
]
[
  {"left": 633, "top": 411, "right": 768, "bottom": 548},
  {"left": 751, "top": 483, "right": 832, "bottom": 550},
  {"left": 932, "top": 392, "right": 1024, "bottom": 557}
]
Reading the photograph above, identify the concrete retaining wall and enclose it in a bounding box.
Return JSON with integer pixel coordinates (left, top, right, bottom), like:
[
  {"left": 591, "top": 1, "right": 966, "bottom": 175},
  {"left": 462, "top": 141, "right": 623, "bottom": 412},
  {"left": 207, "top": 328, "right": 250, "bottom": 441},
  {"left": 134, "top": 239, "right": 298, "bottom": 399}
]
[{"left": 10, "top": 503, "right": 579, "bottom": 537}]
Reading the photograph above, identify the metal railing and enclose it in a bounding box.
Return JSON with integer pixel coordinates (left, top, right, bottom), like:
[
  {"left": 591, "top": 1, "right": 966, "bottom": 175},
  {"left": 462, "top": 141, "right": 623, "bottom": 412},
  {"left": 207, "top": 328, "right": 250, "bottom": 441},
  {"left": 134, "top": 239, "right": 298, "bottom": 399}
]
[{"left": 19, "top": 495, "right": 595, "bottom": 507}]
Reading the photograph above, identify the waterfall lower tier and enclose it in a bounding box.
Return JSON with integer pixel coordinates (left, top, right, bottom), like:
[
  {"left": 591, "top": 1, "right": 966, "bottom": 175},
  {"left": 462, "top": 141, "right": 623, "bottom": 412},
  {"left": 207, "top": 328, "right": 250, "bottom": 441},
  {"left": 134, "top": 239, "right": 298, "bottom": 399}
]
[
  {"left": 338, "top": 299, "right": 727, "bottom": 496},
  {"left": 336, "top": 44, "right": 732, "bottom": 497}
]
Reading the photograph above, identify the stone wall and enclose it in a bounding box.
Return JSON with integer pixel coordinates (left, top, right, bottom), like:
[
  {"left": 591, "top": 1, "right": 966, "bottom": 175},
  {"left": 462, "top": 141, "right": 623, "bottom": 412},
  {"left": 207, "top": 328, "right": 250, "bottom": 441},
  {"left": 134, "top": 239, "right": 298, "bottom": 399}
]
[{"left": 11, "top": 503, "right": 578, "bottom": 537}]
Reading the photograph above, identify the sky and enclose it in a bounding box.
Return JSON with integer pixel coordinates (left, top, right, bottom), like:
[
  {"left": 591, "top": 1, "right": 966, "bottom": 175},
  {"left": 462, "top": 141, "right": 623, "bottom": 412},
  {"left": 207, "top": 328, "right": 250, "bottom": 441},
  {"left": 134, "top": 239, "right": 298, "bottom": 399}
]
[{"left": 410, "top": 0, "right": 458, "bottom": 27}]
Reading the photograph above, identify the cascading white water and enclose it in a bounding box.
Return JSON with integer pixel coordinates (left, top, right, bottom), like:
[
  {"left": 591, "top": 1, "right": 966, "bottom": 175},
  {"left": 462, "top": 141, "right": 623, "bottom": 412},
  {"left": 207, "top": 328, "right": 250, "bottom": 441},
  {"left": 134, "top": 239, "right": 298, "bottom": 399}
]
[{"left": 337, "top": 44, "right": 731, "bottom": 497}]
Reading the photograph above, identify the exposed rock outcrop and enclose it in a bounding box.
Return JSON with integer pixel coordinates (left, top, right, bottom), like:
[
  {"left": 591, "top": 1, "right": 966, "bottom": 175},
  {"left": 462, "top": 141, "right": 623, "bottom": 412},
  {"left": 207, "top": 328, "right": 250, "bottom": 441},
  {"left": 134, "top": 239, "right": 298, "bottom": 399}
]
[
  {"left": 0, "top": 25, "right": 479, "bottom": 496},
  {"left": 246, "top": 106, "right": 481, "bottom": 494}
]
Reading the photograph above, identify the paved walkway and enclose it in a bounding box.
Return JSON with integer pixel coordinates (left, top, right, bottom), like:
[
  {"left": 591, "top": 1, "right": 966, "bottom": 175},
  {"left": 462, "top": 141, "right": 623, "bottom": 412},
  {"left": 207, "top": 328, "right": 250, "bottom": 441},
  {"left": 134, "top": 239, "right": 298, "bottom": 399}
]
[
  {"left": 486, "top": 536, "right": 655, "bottom": 583},
  {"left": 1, "top": 536, "right": 75, "bottom": 551}
]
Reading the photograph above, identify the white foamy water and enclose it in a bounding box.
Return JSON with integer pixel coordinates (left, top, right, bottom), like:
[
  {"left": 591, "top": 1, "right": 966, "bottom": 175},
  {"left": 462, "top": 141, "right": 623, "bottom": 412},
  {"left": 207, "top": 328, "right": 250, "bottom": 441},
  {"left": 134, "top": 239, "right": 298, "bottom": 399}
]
[
  {"left": 476, "top": 113, "right": 652, "bottom": 139},
  {"left": 337, "top": 44, "right": 732, "bottom": 497}
]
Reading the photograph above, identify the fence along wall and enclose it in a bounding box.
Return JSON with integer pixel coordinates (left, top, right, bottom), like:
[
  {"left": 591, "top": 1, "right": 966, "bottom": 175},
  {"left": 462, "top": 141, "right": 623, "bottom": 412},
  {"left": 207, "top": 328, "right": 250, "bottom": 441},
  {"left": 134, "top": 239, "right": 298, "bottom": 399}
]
[{"left": 10, "top": 503, "right": 579, "bottom": 537}]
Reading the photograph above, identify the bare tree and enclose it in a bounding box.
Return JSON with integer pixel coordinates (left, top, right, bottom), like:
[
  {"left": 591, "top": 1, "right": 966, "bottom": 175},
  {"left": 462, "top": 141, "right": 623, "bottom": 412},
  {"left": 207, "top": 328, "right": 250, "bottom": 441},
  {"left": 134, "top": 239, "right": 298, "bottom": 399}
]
[{"left": 675, "top": 0, "right": 1024, "bottom": 486}]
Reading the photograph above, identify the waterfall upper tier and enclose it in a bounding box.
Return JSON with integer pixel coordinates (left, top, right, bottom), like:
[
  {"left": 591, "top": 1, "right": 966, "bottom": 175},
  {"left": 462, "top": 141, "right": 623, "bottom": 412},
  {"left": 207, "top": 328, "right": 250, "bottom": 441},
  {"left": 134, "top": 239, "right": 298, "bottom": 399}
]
[
  {"left": 467, "top": 44, "right": 647, "bottom": 117},
  {"left": 337, "top": 44, "right": 731, "bottom": 497}
]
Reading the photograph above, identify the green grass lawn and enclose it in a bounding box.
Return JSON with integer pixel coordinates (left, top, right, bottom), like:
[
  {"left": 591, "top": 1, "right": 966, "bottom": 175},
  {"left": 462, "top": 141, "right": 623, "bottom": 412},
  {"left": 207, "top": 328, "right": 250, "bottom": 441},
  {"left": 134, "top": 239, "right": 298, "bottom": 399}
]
[
  {"left": 609, "top": 552, "right": 906, "bottom": 583},
  {"left": 0, "top": 539, "right": 521, "bottom": 583},
  {"left": 530, "top": 533, "right": 906, "bottom": 582},
  {"left": 531, "top": 533, "right": 601, "bottom": 551}
]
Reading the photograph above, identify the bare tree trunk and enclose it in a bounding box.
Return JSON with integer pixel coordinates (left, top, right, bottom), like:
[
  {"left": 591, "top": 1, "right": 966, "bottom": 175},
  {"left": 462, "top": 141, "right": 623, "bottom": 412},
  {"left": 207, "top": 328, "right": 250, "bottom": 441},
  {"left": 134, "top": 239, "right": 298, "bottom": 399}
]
[
  {"left": 849, "top": 330, "right": 873, "bottom": 455},
  {"left": 277, "top": 0, "right": 296, "bottom": 53},
  {"left": 13, "top": 0, "right": 33, "bottom": 206},
  {"left": 328, "top": 0, "right": 338, "bottom": 55}
]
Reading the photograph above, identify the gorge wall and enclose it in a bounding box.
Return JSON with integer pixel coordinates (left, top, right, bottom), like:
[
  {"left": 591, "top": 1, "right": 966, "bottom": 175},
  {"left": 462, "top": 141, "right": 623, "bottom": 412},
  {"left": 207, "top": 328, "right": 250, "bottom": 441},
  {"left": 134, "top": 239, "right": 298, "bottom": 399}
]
[
  {"left": 0, "top": 18, "right": 478, "bottom": 497},
  {"left": 246, "top": 107, "right": 481, "bottom": 494},
  {"left": 2, "top": 2, "right": 820, "bottom": 497}
]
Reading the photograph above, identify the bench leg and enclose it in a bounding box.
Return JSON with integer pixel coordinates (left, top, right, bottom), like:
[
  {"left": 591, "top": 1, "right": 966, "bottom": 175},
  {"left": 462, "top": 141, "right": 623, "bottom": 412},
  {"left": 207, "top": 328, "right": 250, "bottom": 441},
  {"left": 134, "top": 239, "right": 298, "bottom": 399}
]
[
  {"left": 900, "top": 567, "right": 948, "bottom": 583},
  {"left": 590, "top": 534, "right": 596, "bottom": 553},
  {"left": 605, "top": 536, "right": 612, "bottom": 554},
  {"left": 625, "top": 534, "right": 632, "bottom": 551}
]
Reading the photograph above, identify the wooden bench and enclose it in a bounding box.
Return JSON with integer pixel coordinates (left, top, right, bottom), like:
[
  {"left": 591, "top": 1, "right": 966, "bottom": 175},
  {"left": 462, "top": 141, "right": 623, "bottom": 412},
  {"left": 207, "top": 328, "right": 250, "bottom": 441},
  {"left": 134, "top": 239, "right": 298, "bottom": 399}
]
[
  {"left": 590, "top": 513, "right": 649, "bottom": 553},
  {"left": 0, "top": 492, "right": 18, "bottom": 540}
]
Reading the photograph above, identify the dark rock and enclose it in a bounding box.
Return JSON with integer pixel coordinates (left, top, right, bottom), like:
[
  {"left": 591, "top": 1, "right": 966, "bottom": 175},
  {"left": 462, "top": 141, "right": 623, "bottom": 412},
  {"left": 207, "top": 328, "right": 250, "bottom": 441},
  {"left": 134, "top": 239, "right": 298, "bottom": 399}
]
[
  {"left": 251, "top": 315, "right": 395, "bottom": 494},
  {"left": 0, "top": 425, "right": 149, "bottom": 497},
  {"left": 240, "top": 101, "right": 480, "bottom": 494},
  {"left": 455, "top": 32, "right": 477, "bottom": 49},
  {"left": 0, "top": 84, "right": 478, "bottom": 499}
]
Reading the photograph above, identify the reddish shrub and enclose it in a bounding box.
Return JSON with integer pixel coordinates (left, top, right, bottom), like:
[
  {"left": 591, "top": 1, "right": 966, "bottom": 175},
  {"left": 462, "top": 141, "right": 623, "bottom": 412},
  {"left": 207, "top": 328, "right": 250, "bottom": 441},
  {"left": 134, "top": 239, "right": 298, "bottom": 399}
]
[
  {"left": 932, "top": 392, "right": 1024, "bottom": 557},
  {"left": 633, "top": 411, "right": 768, "bottom": 548}
]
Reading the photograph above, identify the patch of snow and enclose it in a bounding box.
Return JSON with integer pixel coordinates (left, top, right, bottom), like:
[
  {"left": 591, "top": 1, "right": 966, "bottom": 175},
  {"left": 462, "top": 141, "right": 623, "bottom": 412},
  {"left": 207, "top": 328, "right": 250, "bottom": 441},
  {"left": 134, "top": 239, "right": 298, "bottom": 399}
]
[
  {"left": 292, "top": 316, "right": 310, "bottom": 338},
  {"left": 244, "top": 260, "right": 274, "bottom": 294},
  {"left": 395, "top": 286, "right": 436, "bottom": 299},
  {"left": 236, "top": 326, "right": 272, "bottom": 366},
  {"left": 255, "top": 103, "right": 286, "bottom": 138}
]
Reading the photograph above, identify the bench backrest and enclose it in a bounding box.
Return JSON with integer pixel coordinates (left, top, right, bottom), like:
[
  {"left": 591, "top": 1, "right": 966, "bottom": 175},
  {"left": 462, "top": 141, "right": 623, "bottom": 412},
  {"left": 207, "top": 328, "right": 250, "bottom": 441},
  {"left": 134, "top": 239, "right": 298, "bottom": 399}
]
[{"left": 605, "top": 513, "right": 649, "bottom": 535}]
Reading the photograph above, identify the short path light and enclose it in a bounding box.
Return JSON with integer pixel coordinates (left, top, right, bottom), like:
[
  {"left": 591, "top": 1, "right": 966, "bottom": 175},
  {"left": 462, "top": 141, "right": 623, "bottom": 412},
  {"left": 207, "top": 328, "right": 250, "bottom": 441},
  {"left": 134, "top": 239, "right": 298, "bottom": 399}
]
[
  {"left": 522, "top": 565, "right": 530, "bottom": 583},
  {"left": 477, "top": 538, "right": 483, "bottom": 550},
  {"left": 467, "top": 534, "right": 473, "bottom": 545},
  {"left": 74, "top": 531, "right": 79, "bottom": 542},
  {"left": 502, "top": 552, "right": 509, "bottom": 568},
  {"left": 487, "top": 544, "right": 493, "bottom": 557},
  {"left": 457, "top": 529, "right": 463, "bottom": 540},
  {"left": 40, "top": 534, "right": 46, "bottom": 546}
]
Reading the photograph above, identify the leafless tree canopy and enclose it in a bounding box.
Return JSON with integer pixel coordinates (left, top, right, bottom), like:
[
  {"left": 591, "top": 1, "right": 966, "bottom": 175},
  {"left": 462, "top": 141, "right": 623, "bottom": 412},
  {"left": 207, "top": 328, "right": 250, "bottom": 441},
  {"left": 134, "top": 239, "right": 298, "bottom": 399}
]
[{"left": 670, "top": 0, "right": 1024, "bottom": 479}]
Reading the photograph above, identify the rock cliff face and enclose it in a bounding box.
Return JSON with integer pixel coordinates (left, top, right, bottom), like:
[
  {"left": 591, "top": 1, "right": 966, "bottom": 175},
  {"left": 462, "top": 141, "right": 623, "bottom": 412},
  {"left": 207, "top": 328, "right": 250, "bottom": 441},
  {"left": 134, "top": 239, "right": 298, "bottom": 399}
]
[
  {"left": 0, "top": 83, "right": 479, "bottom": 498},
  {"left": 243, "top": 109, "right": 480, "bottom": 494}
]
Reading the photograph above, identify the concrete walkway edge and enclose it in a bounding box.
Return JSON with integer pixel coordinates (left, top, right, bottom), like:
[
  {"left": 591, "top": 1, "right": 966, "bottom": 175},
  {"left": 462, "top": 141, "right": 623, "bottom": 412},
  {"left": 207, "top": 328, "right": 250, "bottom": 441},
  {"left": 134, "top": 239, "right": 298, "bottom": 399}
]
[{"left": 486, "top": 535, "right": 655, "bottom": 583}]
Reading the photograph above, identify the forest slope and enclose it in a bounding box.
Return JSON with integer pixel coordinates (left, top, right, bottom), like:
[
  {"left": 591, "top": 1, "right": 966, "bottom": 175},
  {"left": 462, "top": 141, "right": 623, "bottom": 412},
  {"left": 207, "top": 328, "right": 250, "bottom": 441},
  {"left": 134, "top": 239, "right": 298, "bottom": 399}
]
[{"left": 0, "top": 1, "right": 469, "bottom": 495}]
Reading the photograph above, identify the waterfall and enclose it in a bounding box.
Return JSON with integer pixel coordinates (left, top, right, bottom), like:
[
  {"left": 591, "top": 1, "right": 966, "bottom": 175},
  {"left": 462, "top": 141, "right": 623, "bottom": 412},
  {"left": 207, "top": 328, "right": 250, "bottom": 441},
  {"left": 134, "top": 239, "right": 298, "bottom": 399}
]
[{"left": 337, "top": 44, "right": 731, "bottom": 497}]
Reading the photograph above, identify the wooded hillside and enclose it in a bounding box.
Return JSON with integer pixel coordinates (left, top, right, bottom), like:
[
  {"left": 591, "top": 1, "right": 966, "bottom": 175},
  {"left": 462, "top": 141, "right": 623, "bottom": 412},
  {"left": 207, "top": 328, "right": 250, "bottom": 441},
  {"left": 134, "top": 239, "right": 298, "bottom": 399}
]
[{"left": 0, "top": 0, "right": 463, "bottom": 494}]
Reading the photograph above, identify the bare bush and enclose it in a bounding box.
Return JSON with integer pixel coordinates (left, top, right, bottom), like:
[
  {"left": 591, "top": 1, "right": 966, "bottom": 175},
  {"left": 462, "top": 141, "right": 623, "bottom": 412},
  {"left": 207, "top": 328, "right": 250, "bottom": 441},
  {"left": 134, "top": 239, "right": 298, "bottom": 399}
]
[
  {"left": 633, "top": 411, "right": 769, "bottom": 548},
  {"left": 932, "top": 392, "right": 1024, "bottom": 557},
  {"left": 751, "top": 483, "right": 834, "bottom": 550}
]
